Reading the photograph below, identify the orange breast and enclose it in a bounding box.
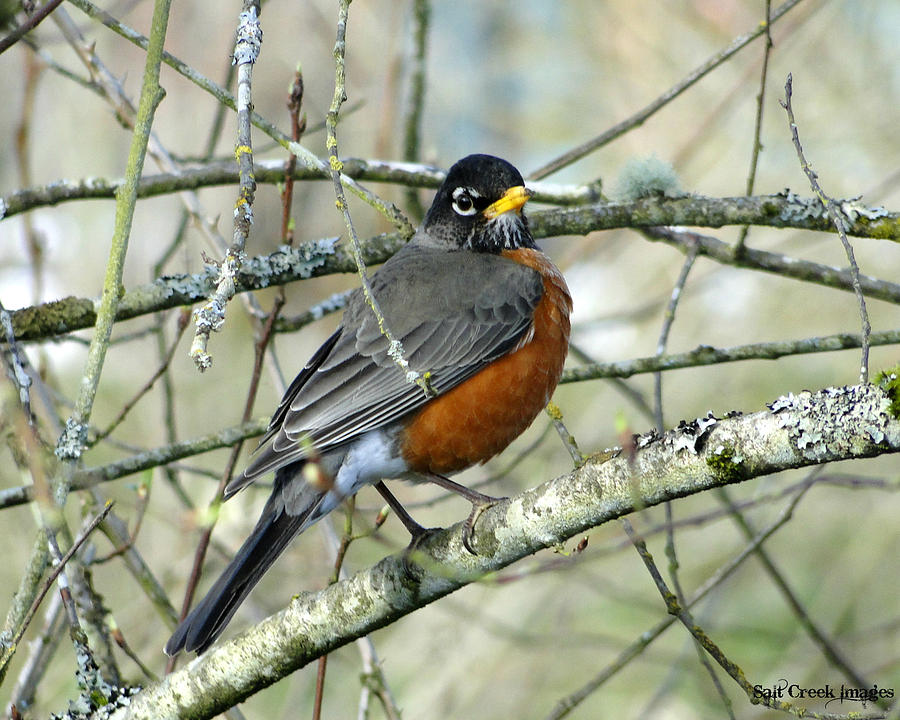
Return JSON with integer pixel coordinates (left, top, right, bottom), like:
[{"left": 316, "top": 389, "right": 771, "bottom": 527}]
[{"left": 399, "top": 248, "right": 571, "bottom": 474}]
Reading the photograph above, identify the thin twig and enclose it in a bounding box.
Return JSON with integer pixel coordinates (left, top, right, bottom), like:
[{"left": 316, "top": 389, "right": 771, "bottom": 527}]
[
  {"left": 733, "top": 0, "right": 774, "bottom": 256},
  {"left": 0, "top": 0, "right": 65, "bottom": 55},
  {"left": 716, "top": 484, "right": 884, "bottom": 705},
  {"left": 780, "top": 73, "right": 872, "bottom": 382},
  {"left": 93, "top": 311, "right": 189, "bottom": 443},
  {"left": 401, "top": 0, "right": 430, "bottom": 220},
  {"left": 7, "top": 590, "right": 66, "bottom": 715},
  {"left": 190, "top": 2, "right": 262, "bottom": 370},
  {"left": 273, "top": 290, "right": 354, "bottom": 333},
  {"left": 95, "top": 491, "right": 179, "bottom": 627},
  {"left": 639, "top": 223, "right": 898, "bottom": 305},
  {"left": 0, "top": 529, "right": 50, "bottom": 686},
  {"left": 651, "top": 236, "right": 733, "bottom": 716},
  {"left": 546, "top": 484, "right": 812, "bottom": 719},
  {"left": 621, "top": 516, "right": 854, "bottom": 718},
  {"left": 653, "top": 240, "right": 699, "bottom": 430},
  {"left": 665, "top": 500, "right": 736, "bottom": 718},
  {"left": 325, "top": 0, "right": 433, "bottom": 398},
  {"left": 528, "top": 0, "right": 803, "bottom": 180},
  {"left": 281, "top": 69, "right": 306, "bottom": 244},
  {"left": 560, "top": 328, "right": 900, "bottom": 384},
  {"left": 546, "top": 402, "right": 585, "bottom": 467},
  {"left": 312, "top": 501, "right": 355, "bottom": 720},
  {"left": 168, "top": 291, "right": 284, "bottom": 675},
  {"left": 316, "top": 511, "right": 403, "bottom": 720},
  {"left": 1, "top": 158, "right": 604, "bottom": 218},
  {"left": 6, "top": 503, "right": 114, "bottom": 654}
]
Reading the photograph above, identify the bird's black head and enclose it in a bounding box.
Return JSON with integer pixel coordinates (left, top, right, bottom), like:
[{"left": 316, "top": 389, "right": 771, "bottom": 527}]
[{"left": 422, "top": 154, "right": 537, "bottom": 253}]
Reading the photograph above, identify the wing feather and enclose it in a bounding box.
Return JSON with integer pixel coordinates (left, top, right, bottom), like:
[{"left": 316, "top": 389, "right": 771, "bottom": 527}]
[{"left": 238, "top": 242, "right": 543, "bottom": 487}]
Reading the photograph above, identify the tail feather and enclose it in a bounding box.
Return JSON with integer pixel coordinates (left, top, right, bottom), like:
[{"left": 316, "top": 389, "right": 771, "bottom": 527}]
[{"left": 165, "top": 483, "right": 325, "bottom": 655}]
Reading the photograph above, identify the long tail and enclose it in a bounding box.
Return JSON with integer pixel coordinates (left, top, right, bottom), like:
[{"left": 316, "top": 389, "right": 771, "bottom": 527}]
[{"left": 165, "top": 471, "right": 325, "bottom": 655}]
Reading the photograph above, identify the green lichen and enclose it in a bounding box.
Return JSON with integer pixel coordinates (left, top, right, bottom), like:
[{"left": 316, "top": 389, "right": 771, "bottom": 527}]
[
  {"left": 11, "top": 296, "right": 96, "bottom": 341},
  {"left": 706, "top": 444, "right": 745, "bottom": 484},
  {"left": 875, "top": 366, "right": 900, "bottom": 419},
  {"left": 612, "top": 154, "right": 681, "bottom": 202},
  {"left": 854, "top": 214, "right": 900, "bottom": 241}
]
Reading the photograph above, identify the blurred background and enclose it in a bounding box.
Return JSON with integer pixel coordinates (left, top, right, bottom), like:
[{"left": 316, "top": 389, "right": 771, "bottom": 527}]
[{"left": 1, "top": 0, "right": 898, "bottom": 717}]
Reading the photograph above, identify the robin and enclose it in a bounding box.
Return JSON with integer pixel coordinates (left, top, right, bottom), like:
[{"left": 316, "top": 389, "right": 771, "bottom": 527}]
[{"left": 165, "top": 154, "right": 572, "bottom": 655}]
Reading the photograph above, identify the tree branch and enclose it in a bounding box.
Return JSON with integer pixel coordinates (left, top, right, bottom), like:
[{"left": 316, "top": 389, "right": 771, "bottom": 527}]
[
  {"left": 188, "top": 2, "right": 263, "bottom": 370},
  {"left": 6, "top": 193, "right": 899, "bottom": 344},
  {"left": 528, "top": 0, "right": 803, "bottom": 179},
  {"left": 109, "top": 382, "right": 900, "bottom": 720},
  {"left": 4, "top": 332, "right": 897, "bottom": 513}
]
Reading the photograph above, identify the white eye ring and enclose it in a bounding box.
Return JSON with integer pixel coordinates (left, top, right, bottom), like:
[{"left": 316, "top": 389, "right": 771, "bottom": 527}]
[{"left": 451, "top": 186, "right": 479, "bottom": 216}]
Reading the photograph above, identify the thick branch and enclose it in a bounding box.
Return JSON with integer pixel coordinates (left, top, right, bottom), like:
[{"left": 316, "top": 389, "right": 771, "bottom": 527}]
[
  {"left": 534, "top": 192, "right": 897, "bottom": 240},
  {"left": 110, "top": 383, "right": 899, "bottom": 720},
  {"left": 8, "top": 193, "right": 900, "bottom": 343},
  {"left": 8, "top": 238, "right": 346, "bottom": 342}
]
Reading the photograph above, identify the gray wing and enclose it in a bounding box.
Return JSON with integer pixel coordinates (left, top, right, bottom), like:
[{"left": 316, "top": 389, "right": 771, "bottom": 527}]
[{"left": 231, "top": 242, "right": 543, "bottom": 492}]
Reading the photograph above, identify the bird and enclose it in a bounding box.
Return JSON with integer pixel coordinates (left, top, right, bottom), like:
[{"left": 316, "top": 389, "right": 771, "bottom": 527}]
[{"left": 165, "top": 154, "right": 572, "bottom": 655}]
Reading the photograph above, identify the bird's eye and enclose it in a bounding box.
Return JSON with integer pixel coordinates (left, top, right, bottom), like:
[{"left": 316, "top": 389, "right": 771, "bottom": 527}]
[{"left": 451, "top": 186, "right": 479, "bottom": 216}]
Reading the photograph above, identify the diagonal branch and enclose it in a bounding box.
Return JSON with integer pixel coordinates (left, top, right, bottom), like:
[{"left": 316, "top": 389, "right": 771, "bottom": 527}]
[
  {"left": 110, "top": 383, "right": 900, "bottom": 719},
  {"left": 780, "top": 73, "right": 872, "bottom": 382},
  {"left": 528, "top": 0, "right": 804, "bottom": 179}
]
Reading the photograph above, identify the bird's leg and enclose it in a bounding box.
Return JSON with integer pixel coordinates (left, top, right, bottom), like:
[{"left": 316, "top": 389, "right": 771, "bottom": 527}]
[
  {"left": 422, "top": 473, "right": 506, "bottom": 555},
  {"left": 374, "top": 481, "right": 434, "bottom": 545}
]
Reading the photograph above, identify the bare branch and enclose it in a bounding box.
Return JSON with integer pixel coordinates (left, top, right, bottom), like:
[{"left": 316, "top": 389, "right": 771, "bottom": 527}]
[
  {"left": 780, "top": 73, "right": 872, "bottom": 382},
  {"left": 528, "top": 0, "right": 804, "bottom": 179}
]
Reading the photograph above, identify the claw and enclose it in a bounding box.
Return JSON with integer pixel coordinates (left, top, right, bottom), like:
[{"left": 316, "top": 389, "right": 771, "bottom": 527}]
[{"left": 461, "top": 496, "right": 506, "bottom": 555}]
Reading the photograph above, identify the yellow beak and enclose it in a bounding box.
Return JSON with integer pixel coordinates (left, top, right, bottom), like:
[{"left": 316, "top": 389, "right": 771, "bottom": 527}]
[{"left": 482, "top": 185, "right": 532, "bottom": 220}]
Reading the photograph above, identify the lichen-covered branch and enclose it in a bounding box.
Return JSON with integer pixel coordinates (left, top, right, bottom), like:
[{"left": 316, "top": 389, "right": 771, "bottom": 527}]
[
  {"left": 534, "top": 192, "right": 898, "bottom": 241},
  {"left": 6, "top": 163, "right": 896, "bottom": 234},
  {"left": 560, "top": 329, "right": 900, "bottom": 384},
  {"left": 0, "top": 419, "right": 270, "bottom": 510},
  {"left": 108, "top": 383, "right": 900, "bottom": 720},
  {"left": 639, "top": 224, "right": 900, "bottom": 302},
  {"left": 9, "top": 238, "right": 342, "bottom": 342},
  {"left": 189, "top": 3, "right": 262, "bottom": 370},
  {"left": 0, "top": 158, "right": 598, "bottom": 216},
  {"left": 8, "top": 194, "right": 900, "bottom": 344}
]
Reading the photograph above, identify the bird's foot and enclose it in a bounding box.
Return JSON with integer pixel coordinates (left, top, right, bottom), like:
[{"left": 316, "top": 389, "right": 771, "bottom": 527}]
[
  {"left": 404, "top": 523, "right": 443, "bottom": 556},
  {"left": 461, "top": 495, "right": 506, "bottom": 555},
  {"left": 419, "top": 473, "right": 507, "bottom": 555}
]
